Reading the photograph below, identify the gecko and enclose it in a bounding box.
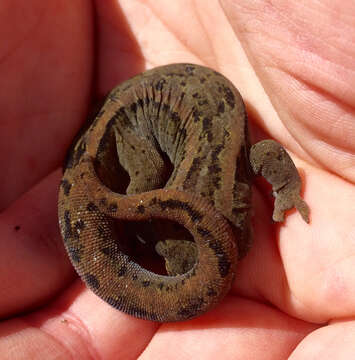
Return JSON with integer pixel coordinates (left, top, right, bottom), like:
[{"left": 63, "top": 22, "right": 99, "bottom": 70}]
[{"left": 58, "top": 63, "right": 309, "bottom": 322}]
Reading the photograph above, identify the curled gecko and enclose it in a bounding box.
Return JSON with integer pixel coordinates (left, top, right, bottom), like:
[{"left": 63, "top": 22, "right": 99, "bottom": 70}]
[{"left": 58, "top": 63, "right": 309, "bottom": 322}]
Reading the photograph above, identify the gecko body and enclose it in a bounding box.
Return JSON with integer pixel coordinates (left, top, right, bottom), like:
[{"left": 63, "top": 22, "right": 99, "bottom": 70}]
[{"left": 58, "top": 64, "right": 309, "bottom": 322}]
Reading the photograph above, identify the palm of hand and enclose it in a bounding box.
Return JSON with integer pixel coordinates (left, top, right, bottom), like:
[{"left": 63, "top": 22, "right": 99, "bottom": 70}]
[{"left": 1, "top": 1, "right": 354, "bottom": 359}]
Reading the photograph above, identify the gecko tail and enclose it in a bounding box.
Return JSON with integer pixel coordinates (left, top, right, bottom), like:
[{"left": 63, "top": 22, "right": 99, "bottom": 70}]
[{"left": 71, "top": 155, "right": 238, "bottom": 322}]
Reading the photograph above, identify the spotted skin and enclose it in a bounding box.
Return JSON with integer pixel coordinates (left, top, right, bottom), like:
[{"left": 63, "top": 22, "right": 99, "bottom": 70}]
[{"left": 58, "top": 63, "right": 309, "bottom": 322}]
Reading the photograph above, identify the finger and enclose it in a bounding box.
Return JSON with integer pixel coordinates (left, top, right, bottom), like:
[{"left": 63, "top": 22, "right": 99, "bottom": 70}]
[
  {"left": 277, "top": 161, "right": 355, "bottom": 322},
  {"left": 289, "top": 320, "right": 355, "bottom": 359},
  {"left": 238, "top": 158, "right": 355, "bottom": 323},
  {"left": 141, "top": 296, "right": 318, "bottom": 360},
  {"left": 0, "top": 0, "right": 93, "bottom": 209},
  {"left": 0, "top": 169, "right": 74, "bottom": 318},
  {"left": 0, "top": 281, "right": 159, "bottom": 360}
]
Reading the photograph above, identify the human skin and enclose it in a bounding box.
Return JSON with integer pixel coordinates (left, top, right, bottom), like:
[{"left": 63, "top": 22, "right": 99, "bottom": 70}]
[{"left": 0, "top": 0, "right": 354, "bottom": 359}]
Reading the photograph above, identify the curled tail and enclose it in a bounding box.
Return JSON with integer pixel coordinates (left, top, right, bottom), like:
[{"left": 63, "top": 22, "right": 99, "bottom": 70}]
[{"left": 62, "top": 156, "right": 237, "bottom": 322}]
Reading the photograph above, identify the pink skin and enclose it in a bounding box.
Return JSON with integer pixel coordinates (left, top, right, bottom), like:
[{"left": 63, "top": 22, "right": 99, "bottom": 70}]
[{"left": 0, "top": 0, "right": 354, "bottom": 358}]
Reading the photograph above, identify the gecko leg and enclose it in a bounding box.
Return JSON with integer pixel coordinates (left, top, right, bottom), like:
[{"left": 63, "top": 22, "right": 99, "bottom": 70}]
[{"left": 249, "top": 139, "right": 309, "bottom": 223}]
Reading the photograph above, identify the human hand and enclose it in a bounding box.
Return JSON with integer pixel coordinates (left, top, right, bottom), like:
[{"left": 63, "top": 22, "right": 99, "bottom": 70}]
[{"left": 1, "top": 1, "right": 354, "bottom": 359}]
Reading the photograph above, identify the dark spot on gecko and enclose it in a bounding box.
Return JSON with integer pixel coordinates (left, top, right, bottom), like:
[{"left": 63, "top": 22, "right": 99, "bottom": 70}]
[
  {"left": 158, "top": 199, "right": 203, "bottom": 223},
  {"left": 99, "top": 198, "right": 107, "bottom": 206},
  {"left": 149, "top": 197, "right": 158, "bottom": 206},
  {"left": 198, "top": 99, "right": 209, "bottom": 106},
  {"left": 207, "top": 287, "right": 217, "bottom": 297},
  {"left": 183, "top": 157, "right": 203, "bottom": 190},
  {"left": 192, "top": 108, "right": 202, "bottom": 123},
  {"left": 155, "top": 78, "right": 166, "bottom": 91},
  {"left": 185, "top": 65, "right": 195, "bottom": 75},
  {"left": 14, "top": 225, "right": 21, "bottom": 231},
  {"left": 141, "top": 280, "right": 150, "bottom": 287},
  {"left": 74, "top": 219, "right": 85, "bottom": 232},
  {"left": 201, "top": 117, "right": 213, "bottom": 142},
  {"left": 202, "top": 117, "right": 212, "bottom": 133},
  {"left": 87, "top": 202, "right": 98, "bottom": 212},
  {"left": 101, "top": 247, "right": 113, "bottom": 256},
  {"left": 178, "top": 127, "right": 187, "bottom": 143},
  {"left": 192, "top": 92, "right": 200, "bottom": 98},
  {"left": 170, "top": 111, "right": 181, "bottom": 123},
  {"left": 218, "top": 258, "right": 231, "bottom": 278},
  {"left": 180, "top": 81, "right": 186, "bottom": 86},
  {"left": 131, "top": 145, "right": 136, "bottom": 150},
  {"left": 200, "top": 77, "right": 206, "bottom": 83},
  {"left": 118, "top": 265, "right": 127, "bottom": 277},
  {"left": 137, "top": 98, "right": 144, "bottom": 108},
  {"left": 97, "top": 224, "right": 106, "bottom": 237},
  {"left": 217, "top": 101, "right": 225, "bottom": 114},
  {"left": 67, "top": 246, "right": 81, "bottom": 263},
  {"left": 137, "top": 205, "right": 145, "bottom": 214},
  {"left": 130, "top": 102, "right": 137, "bottom": 113},
  {"left": 222, "top": 85, "right": 235, "bottom": 109},
  {"left": 109, "top": 203, "right": 118, "bottom": 212},
  {"left": 177, "top": 297, "right": 204, "bottom": 319},
  {"left": 63, "top": 210, "right": 72, "bottom": 241},
  {"left": 211, "top": 144, "right": 224, "bottom": 162},
  {"left": 142, "top": 149, "right": 146, "bottom": 154},
  {"left": 212, "top": 175, "right": 221, "bottom": 189},
  {"left": 208, "top": 164, "right": 222, "bottom": 175},
  {"left": 60, "top": 179, "right": 72, "bottom": 196},
  {"left": 145, "top": 97, "right": 151, "bottom": 106},
  {"left": 84, "top": 274, "right": 100, "bottom": 290},
  {"left": 162, "top": 103, "right": 170, "bottom": 113},
  {"left": 208, "top": 239, "right": 231, "bottom": 278},
  {"left": 196, "top": 226, "right": 211, "bottom": 237}
]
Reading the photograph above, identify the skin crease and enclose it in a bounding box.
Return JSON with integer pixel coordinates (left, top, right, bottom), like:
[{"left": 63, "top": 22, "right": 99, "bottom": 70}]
[{"left": 0, "top": 0, "right": 354, "bottom": 358}]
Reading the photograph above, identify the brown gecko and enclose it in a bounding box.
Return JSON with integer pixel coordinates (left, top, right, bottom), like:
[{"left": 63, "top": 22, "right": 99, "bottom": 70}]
[{"left": 58, "top": 63, "right": 309, "bottom": 322}]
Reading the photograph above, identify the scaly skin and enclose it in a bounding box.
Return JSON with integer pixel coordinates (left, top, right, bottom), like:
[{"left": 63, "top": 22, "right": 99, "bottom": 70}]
[{"left": 58, "top": 63, "right": 309, "bottom": 322}]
